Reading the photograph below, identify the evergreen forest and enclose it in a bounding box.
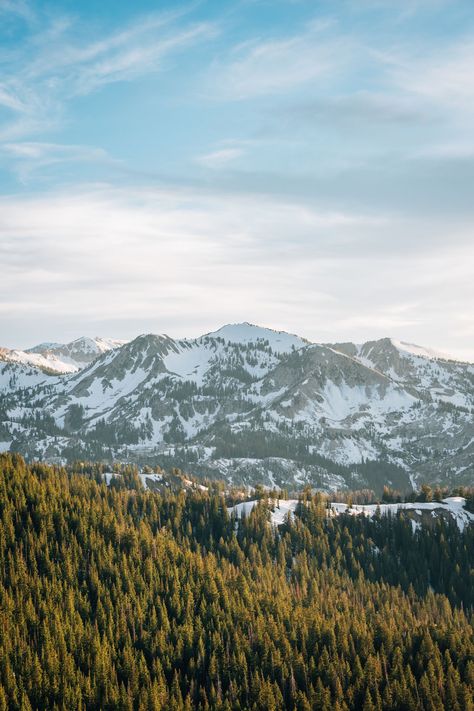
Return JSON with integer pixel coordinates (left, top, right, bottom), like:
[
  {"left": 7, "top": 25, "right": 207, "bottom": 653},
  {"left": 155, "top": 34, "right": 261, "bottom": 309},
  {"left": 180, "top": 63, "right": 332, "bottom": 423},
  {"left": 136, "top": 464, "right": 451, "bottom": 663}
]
[{"left": 0, "top": 454, "right": 472, "bottom": 710}]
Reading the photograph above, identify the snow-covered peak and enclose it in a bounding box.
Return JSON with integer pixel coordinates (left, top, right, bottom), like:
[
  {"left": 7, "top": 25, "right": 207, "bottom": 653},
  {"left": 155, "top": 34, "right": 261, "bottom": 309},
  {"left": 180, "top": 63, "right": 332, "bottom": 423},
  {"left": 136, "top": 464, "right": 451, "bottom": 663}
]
[
  {"left": 332, "top": 337, "right": 467, "bottom": 366},
  {"left": 28, "top": 336, "right": 127, "bottom": 354},
  {"left": 64, "top": 336, "right": 128, "bottom": 356},
  {"left": 326, "top": 336, "right": 474, "bottom": 410},
  {"left": 199, "top": 322, "right": 308, "bottom": 353},
  {"left": 157, "top": 323, "right": 309, "bottom": 385},
  {"left": 1, "top": 348, "right": 77, "bottom": 374},
  {"left": 28, "top": 341, "right": 63, "bottom": 351},
  {"left": 1, "top": 323, "right": 473, "bottom": 491},
  {"left": 5, "top": 336, "right": 128, "bottom": 374},
  {"left": 390, "top": 339, "right": 457, "bottom": 362}
]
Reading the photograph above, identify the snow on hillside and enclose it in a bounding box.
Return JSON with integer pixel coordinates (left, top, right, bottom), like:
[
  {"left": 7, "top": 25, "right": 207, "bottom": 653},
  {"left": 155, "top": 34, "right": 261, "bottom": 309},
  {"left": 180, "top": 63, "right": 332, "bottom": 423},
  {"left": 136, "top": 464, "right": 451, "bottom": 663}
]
[
  {"left": 29, "top": 342, "right": 63, "bottom": 351},
  {"left": 391, "top": 339, "right": 457, "bottom": 362},
  {"left": 333, "top": 337, "right": 474, "bottom": 410},
  {"left": 228, "top": 497, "right": 474, "bottom": 531},
  {"left": 5, "top": 337, "right": 128, "bottom": 374},
  {"left": 228, "top": 499, "right": 300, "bottom": 526},
  {"left": 162, "top": 324, "right": 305, "bottom": 385},
  {"left": 163, "top": 341, "right": 220, "bottom": 385},
  {"left": 320, "top": 380, "right": 415, "bottom": 422},
  {"left": 1, "top": 324, "right": 472, "bottom": 490},
  {"left": 330, "top": 497, "right": 474, "bottom": 531},
  {"left": 61, "top": 337, "right": 128, "bottom": 356},
  {"left": 4, "top": 349, "right": 80, "bottom": 374},
  {"left": 0, "top": 360, "right": 52, "bottom": 391},
  {"left": 201, "top": 323, "right": 308, "bottom": 353},
  {"left": 55, "top": 365, "right": 153, "bottom": 425}
]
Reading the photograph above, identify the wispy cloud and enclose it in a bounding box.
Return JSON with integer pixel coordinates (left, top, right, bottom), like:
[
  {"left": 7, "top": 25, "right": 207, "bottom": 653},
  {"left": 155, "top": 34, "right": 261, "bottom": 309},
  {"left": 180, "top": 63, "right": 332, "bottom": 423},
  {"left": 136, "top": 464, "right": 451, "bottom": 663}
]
[
  {"left": 211, "top": 18, "right": 474, "bottom": 175},
  {"left": 1, "top": 142, "right": 118, "bottom": 183},
  {"left": 44, "top": 22, "right": 216, "bottom": 96},
  {"left": 0, "top": 85, "right": 29, "bottom": 113},
  {"left": 0, "top": 0, "right": 35, "bottom": 22},
  {"left": 381, "top": 38, "right": 474, "bottom": 119},
  {"left": 196, "top": 147, "right": 245, "bottom": 168},
  {"left": 207, "top": 23, "right": 349, "bottom": 100},
  {"left": 0, "top": 1, "right": 473, "bottom": 357},
  {"left": 0, "top": 8, "right": 217, "bottom": 141}
]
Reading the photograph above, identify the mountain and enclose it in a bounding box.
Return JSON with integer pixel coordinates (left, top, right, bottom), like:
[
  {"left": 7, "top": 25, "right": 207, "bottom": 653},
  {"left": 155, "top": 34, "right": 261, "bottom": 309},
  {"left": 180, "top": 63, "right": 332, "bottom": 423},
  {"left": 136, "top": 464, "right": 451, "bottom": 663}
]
[
  {"left": 0, "top": 323, "right": 472, "bottom": 492},
  {"left": 0, "top": 336, "right": 127, "bottom": 374},
  {"left": 331, "top": 337, "right": 471, "bottom": 406}
]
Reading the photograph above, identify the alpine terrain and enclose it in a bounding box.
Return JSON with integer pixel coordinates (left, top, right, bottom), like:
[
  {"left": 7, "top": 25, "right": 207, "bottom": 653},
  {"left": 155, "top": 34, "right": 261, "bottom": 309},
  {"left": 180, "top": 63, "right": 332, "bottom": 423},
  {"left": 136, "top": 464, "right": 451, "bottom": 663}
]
[{"left": 1, "top": 323, "right": 473, "bottom": 493}]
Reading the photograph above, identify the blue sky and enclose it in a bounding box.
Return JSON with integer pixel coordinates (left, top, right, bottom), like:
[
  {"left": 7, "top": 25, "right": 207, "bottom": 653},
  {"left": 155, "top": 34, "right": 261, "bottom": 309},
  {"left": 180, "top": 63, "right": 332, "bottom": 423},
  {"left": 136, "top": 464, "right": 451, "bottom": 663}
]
[{"left": 1, "top": 0, "right": 474, "bottom": 358}]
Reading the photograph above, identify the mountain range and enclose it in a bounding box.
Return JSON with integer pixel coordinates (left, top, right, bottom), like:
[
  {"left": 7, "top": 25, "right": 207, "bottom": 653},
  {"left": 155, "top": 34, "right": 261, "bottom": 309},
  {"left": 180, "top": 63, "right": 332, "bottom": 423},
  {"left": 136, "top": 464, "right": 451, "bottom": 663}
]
[
  {"left": 0, "top": 323, "right": 472, "bottom": 493},
  {"left": 0, "top": 336, "right": 126, "bottom": 373}
]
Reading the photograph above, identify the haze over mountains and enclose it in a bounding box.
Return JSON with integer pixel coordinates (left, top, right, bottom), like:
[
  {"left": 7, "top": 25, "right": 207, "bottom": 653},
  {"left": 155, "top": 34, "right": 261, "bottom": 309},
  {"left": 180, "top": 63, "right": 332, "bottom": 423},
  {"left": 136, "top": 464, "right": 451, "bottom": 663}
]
[{"left": 1, "top": 323, "right": 472, "bottom": 493}]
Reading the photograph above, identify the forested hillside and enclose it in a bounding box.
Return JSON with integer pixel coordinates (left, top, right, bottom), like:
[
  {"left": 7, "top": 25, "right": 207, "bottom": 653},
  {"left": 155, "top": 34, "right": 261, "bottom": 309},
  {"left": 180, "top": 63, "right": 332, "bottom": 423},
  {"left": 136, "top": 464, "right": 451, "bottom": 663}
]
[{"left": 0, "top": 454, "right": 473, "bottom": 710}]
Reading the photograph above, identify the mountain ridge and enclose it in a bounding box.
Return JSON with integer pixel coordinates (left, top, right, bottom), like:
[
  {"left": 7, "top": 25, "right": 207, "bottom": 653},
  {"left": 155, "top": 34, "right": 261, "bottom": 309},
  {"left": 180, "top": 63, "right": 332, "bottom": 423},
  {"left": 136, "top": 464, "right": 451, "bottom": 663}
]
[
  {"left": 2, "top": 325, "right": 471, "bottom": 374},
  {"left": 0, "top": 336, "right": 128, "bottom": 374},
  {"left": 1, "top": 323, "right": 472, "bottom": 492}
]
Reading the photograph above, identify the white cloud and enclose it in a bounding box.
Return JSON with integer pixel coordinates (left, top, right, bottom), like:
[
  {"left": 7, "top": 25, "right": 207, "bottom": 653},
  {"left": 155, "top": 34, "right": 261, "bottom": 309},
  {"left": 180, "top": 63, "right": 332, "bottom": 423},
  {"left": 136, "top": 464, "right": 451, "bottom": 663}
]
[
  {"left": 0, "top": 183, "right": 472, "bottom": 359},
  {"left": 0, "top": 3, "right": 473, "bottom": 360}
]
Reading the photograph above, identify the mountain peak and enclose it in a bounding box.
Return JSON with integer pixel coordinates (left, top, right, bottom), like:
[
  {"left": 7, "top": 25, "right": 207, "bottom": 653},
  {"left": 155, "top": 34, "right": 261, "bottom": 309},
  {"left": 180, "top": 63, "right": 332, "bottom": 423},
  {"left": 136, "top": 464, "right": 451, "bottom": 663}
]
[
  {"left": 390, "top": 339, "right": 456, "bottom": 362},
  {"left": 7, "top": 336, "right": 128, "bottom": 374},
  {"left": 199, "top": 322, "right": 308, "bottom": 353}
]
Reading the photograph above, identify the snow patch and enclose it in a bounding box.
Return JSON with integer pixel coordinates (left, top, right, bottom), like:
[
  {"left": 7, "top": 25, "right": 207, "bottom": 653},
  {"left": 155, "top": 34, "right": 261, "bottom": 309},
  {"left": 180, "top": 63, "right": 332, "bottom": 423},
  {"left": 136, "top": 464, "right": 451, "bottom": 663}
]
[{"left": 330, "top": 498, "right": 474, "bottom": 532}]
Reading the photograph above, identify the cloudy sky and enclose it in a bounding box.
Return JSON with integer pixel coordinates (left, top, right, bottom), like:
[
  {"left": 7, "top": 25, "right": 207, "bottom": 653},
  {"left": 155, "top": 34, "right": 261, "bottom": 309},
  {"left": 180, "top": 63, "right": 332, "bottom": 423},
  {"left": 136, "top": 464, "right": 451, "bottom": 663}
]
[{"left": 1, "top": 0, "right": 473, "bottom": 358}]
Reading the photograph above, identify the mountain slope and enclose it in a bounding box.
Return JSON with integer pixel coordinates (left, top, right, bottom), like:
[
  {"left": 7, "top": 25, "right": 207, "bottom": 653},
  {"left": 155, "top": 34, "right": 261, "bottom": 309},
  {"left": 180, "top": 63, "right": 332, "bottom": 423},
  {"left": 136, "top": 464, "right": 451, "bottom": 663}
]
[
  {"left": 0, "top": 325, "right": 472, "bottom": 492},
  {"left": 330, "top": 337, "right": 474, "bottom": 407}
]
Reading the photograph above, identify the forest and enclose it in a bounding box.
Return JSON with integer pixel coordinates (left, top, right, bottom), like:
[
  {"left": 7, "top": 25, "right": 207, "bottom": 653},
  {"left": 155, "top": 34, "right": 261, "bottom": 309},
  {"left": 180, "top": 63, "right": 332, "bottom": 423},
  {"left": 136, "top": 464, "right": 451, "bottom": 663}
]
[{"left": 0, "top": 453, "right": 472, "bottom": 710}]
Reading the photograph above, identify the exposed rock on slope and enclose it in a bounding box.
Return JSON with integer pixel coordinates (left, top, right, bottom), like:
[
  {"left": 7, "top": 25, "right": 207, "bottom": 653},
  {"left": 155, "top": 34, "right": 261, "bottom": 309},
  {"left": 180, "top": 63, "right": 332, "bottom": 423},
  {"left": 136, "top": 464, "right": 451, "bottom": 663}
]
[{"left": 0, "top": 324, "right": 472, "bottom": 492}]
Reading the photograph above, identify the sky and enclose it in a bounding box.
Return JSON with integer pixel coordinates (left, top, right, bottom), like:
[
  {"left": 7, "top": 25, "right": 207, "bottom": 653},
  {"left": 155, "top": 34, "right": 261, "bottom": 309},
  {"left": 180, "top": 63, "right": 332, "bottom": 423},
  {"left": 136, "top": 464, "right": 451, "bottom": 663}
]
[{"left": 1, "top": 0, "right": 473, "bottom": 359}]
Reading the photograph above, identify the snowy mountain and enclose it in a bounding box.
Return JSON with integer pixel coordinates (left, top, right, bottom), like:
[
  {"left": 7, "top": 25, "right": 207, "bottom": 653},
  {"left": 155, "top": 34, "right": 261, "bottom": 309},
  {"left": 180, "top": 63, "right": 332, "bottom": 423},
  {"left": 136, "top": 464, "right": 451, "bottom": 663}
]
[
  {"left": 0, "top": 336, "right": 127, "bottom": 374},
  {"left": 0, "top": 324, "right": 472, "bottom": 492},
  {"left": 330, "top": 337, "right": 473, "bottom": 409}
]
